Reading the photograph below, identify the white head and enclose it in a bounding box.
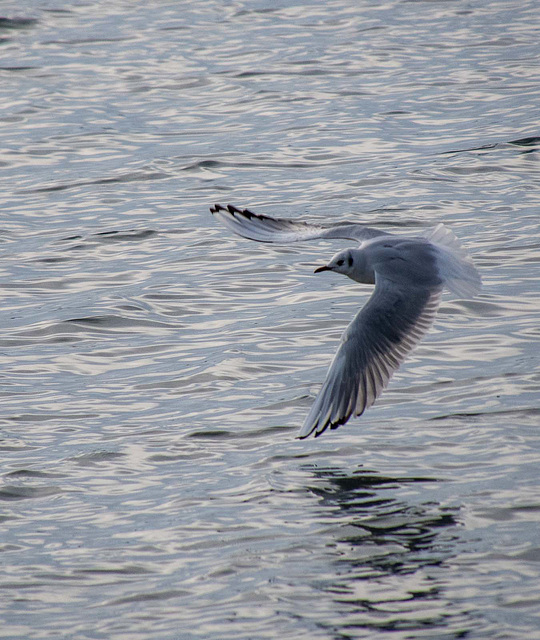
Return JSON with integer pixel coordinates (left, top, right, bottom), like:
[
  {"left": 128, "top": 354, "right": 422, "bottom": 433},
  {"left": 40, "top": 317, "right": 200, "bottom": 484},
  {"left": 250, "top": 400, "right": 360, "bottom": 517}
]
[{"left": 314, "top": 248, "right": 375, "bottom": 284}]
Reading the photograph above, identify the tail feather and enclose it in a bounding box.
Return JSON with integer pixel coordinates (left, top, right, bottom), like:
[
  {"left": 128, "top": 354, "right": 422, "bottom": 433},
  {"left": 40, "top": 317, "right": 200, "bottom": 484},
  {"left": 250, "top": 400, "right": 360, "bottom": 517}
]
[{"left": 425, "top": 224, "right": 482, "bottom": 298}]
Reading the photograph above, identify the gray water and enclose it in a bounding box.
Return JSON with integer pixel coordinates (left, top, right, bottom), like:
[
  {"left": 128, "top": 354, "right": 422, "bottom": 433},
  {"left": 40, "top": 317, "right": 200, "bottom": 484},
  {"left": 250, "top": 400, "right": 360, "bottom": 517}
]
[{"left": 1, "top": 1, "right": 539, "bottom": 638}]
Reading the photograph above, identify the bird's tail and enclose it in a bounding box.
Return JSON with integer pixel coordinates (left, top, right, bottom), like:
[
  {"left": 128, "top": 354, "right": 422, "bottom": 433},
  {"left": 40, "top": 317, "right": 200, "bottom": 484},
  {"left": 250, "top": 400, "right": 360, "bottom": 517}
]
[{"left": 424, "top": 224, "right": 482, "bottom": 298}]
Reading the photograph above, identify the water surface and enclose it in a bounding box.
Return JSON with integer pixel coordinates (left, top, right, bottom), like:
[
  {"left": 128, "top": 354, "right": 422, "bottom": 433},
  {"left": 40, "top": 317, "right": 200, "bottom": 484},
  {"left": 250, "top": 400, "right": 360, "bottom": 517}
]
[{"left": 1, "top": 1, "right": 540, "bottom": 638}]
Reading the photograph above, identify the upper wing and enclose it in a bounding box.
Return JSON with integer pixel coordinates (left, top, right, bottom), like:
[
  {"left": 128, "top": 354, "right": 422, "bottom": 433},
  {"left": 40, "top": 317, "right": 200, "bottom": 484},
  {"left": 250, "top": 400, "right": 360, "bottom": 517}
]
[
  {"left": 210, "top": 204, "right": 389, "bottom": 244},
  {"left": 298, "top": 276, "right": 443, "bottom": 438}
]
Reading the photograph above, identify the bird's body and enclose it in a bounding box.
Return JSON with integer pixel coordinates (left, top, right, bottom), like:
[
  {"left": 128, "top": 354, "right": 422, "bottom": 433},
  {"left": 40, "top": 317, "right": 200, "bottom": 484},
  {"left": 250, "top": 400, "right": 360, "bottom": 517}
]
[{"left": 210, "top": 204, "right": 481, "bottom": 438}]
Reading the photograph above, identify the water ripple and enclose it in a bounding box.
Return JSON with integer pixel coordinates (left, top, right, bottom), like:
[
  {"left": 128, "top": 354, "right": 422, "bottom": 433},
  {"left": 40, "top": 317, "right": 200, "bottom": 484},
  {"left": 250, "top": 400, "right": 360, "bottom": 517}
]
[{"left": 0, "top": 1, "right": 539, "bottom": 639}]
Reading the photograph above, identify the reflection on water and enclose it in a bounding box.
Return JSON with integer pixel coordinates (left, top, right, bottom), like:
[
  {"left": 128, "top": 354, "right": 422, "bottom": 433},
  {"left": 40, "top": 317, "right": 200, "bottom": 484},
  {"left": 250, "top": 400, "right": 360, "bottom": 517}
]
[
  {"left": 305, "top": 468, "right": 459, "bottom": 633},
  {"left": 1, "top": 0, "right": 540, "bottom": 638}
]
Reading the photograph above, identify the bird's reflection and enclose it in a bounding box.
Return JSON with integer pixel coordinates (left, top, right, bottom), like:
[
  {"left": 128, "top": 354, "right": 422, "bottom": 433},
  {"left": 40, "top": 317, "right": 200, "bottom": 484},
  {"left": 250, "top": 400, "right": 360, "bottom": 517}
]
[
  {"left": 300, "top": 465, "right": 463, "bottom": 636},
  {"left": 305, "top": 465, "right": 457, "bottom": 567}
]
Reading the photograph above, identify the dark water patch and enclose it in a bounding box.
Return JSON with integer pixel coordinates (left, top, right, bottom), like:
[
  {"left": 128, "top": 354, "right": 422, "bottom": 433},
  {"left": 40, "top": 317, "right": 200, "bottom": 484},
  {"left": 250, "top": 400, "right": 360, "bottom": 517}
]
[
  {"left": 308, "top": 470, "right": 440, "bottom": 495},
  {"left": 233, "top": 8, "right": 279, "bottom": 17},
  {"left": 32, "top": 255, "right": 72, "bottom": 264},
  {"left": 78, "top": 565, "right": 154, "bottom": 577},
  {"left": 0, "top": 17, "right": 38, "bottom": 30},
  {"left": 0, "top": 315, "right": 178, "bottom": 346},
  {"left": 181, "top": 159, "right": 223, "bottom": 171},
  {"left": 68, "top": 451, "right": 125, "bottom": 467},
  {"left": 0, "top": 439, "right": 39, "bottom": 452},
  {"left": 27, "top": 171, "right": 169, "bottom": 193},
  {"left": 234, "top": 68, "right": 332, "bottom": 79},
  {"left": 159, "top": 24, "right": 190, "bottom": 32},
  {"left": 445, "top": 165, "right": 507, "bottom": 175},
  {"left": 476, "top": 504, "right": 540, "bottom": 523},
  {"left": 29, "top": 182, "right": 87, "bottom": 194},
  {"left": 148, "top": 452, "right": 208, "bottom": 463},
  {"left": 92, "top": 171, "right": 169, "bottom": 185},
  {"left": 349, "top": 507, "right": 456, "bottom": 539},
  {"left": 92, "top": 229, "right": 157, "bottom": 242},
  {"left": 508, "top": 136, "right": 540, "bottom": 147},
  {"left": 186, "top": 429, "right": 235, "bottom": 439},
  {"left": 5, "top": 412, "right": 97, "bottom": 424},
  {"left": 187, "top": 424, "right": 294, "bottom": 440},
  {"left": 54, "top": 235, "right": 83, "bottom": 243},
  {"left": 0, "top": 334, "right": 80, "bottom": 347},
  {"left": 5, "top": 469, "right": 66, "bottom": 479},
  {"left": 0, "top": 485, "right": 64, "bottom": 501},
  {"left": 429, "top": 407, "right": 540, "bottom": 422},
  {"left": 105, "top": 589, "right": 191, "bottom": 606},
  {"left": 442, "top": 135, "right": 540, "bottom": 156},
  {"left": 31, "top": 573, "right": 85, "bottom": 582},
  {"left": 0, "top": 66, "right": 39, "bottom": 72},
  {"left": 66, "top": 315, "right": 177, "bottom": 332},
  {"left": 44, "top": 36, "right": 135, "bottom": 46},
  {"left": 244, "top": 424, "right": 294, "bottom": 438}
]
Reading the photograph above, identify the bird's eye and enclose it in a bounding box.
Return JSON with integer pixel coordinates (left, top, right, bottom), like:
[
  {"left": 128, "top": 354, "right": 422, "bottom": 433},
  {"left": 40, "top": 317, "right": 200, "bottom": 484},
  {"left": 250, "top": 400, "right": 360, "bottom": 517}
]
[{"left": 336, "top": 259, "right": 344, "bottom": 266}]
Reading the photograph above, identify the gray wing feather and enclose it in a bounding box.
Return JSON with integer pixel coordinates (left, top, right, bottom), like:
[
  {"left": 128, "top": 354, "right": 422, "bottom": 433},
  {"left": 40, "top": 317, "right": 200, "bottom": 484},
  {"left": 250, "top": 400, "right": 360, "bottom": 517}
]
[
  {"left": 210, "top": 204, "right": 389, "bottom": 244},
  {"left": 298, "top": 277, "right": 443, "bottom": 439}
]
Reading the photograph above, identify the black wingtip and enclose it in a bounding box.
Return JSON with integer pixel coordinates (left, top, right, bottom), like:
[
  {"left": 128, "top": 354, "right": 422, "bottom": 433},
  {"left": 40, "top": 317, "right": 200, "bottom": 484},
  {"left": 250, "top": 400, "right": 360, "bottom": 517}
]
[
  {"left": 299, "top": 411, "right": 351, "bottom": 440},
  {"left": 226, "top": 204, "right": 256, "bottom": 219},
  {"left": 210, "top": 203, "right": 260, "bottom": 220},
  {"left": 210, "top": 203, "right": 247, "bottom": 217},
  {"left": 210, "top": 203, "right": 225, "bottom": 215}
]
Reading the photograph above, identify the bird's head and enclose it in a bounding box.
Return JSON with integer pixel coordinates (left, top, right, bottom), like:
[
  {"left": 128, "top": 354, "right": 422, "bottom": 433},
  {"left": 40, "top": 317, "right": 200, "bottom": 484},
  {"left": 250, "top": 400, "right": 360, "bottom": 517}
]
[
  {"left": 314, "top": 248, "right": 375, "bottom": 284},
  {"left": 315, "top": 248, "right": 354, "bottom": 275}
]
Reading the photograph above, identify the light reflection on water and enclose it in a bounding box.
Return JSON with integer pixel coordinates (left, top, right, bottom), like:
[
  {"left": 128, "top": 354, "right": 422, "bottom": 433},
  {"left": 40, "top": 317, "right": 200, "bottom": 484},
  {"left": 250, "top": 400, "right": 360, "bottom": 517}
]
[{"left": 1, "top": 1, "right": 540, "bottom": 639}]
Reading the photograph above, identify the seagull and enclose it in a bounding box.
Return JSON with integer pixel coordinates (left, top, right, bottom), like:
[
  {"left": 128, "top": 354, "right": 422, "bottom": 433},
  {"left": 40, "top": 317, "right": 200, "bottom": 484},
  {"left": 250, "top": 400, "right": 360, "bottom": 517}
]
[{"left": 210, "top": 204, "right": 481, "bottom": 439}]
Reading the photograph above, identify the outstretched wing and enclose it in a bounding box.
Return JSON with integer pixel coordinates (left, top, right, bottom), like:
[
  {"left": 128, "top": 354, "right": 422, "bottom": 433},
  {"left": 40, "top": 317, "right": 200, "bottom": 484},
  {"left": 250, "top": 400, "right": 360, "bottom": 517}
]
[
  {"left": 210, "top": 204, "right": 389, "bottom": 244},
  {"left": 298, "top": 277, "right": 443, "bottom": 438}
]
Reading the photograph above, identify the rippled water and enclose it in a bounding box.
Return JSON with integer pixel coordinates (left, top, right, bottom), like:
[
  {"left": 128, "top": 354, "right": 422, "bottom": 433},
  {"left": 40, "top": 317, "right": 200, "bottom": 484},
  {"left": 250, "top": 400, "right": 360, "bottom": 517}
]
[{"left": 1, "top": 1, "right": 540, "bottom": 638}]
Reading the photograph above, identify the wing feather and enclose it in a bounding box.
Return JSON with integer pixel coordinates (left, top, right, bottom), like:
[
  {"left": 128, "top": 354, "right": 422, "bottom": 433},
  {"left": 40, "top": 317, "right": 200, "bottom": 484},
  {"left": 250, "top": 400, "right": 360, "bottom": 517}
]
[
  {"left": 298, "top": 278, "right": 443, "bottom": 438},
  {"left": 210, "top": 204, "right": 389, "bottom": 244}
]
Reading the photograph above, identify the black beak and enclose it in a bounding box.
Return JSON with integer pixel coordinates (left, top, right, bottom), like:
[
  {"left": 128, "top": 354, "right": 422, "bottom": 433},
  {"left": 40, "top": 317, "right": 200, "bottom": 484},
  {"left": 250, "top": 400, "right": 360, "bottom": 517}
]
[{"left": 314, "top": 265, "right": 331, "bottom": 273}]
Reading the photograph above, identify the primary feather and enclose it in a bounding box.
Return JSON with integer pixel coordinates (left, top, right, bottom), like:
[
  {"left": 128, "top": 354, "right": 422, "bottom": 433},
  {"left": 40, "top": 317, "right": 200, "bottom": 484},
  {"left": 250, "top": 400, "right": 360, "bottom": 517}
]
[{"left": 210, "top": 203, "right": 388, "bottom": 243}]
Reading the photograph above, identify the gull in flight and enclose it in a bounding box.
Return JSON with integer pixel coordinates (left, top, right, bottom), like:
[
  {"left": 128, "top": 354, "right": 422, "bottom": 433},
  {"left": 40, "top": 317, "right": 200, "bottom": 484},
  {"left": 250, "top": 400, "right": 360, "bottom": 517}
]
[{"left": 210, "top": 204, "right": 481, "bottom": 439}]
